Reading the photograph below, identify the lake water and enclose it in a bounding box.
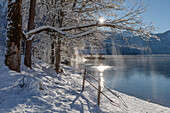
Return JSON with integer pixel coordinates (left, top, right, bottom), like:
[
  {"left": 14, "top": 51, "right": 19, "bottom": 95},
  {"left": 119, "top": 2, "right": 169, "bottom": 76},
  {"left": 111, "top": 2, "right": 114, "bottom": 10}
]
[{"left": 71, "top": 55, "right": 170, "bottom": 107}]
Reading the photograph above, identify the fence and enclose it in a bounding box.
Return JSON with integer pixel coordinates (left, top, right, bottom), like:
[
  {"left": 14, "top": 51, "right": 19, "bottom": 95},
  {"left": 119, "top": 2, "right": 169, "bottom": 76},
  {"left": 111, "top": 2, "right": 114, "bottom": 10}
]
[{"left": 81, "top": 68, "right": 128, "bottom": 108}]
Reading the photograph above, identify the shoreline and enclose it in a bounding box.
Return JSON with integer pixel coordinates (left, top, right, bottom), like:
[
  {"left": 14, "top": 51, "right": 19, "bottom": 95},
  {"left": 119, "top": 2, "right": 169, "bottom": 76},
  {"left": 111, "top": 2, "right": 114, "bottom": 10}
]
[
  {"left": 61, "top": 65, "right": 170, "bottom": 112},
  {"left": 0, "top": 55, "right": 170, "bottom": 112}
]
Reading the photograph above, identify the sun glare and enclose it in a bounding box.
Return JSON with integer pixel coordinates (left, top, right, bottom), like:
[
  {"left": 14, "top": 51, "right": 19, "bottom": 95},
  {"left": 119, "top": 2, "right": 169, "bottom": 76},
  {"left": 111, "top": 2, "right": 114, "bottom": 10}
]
[
  {"left": 99, "top": 17, "right": 105, "bottom": 23},
  {"left": 97, "top": 65, "right": 109, "bottom": 72}
]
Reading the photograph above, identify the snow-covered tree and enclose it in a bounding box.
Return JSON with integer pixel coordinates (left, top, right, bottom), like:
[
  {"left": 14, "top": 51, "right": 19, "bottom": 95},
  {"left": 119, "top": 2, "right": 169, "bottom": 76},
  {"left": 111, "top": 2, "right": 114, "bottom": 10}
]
[
  {"left": 29, "top": 0, "right": 101, "bottom": 72},
  {"left": 34, "top": 0, "right": 156, "bottom": 73},
  {"left": 6, "top": 0, "right": 156, "bottom": 72},
  {"left": 5, "top": 0, "right": 22, "bottom": 72}
]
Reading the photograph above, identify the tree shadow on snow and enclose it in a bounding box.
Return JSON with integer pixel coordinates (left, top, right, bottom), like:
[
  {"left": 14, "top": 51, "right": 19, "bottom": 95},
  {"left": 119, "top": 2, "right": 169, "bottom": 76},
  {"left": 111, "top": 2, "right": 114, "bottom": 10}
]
[{"left": 69, "top": 91, "right": 104, "bottom": 113}]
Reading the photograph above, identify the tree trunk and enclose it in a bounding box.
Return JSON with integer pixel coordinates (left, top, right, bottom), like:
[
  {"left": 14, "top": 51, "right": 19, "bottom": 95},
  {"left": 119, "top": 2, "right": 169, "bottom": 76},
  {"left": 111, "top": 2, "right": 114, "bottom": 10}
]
[
  {"left": 5, "top": 0, "right": 22, "bottom": 72},
  {"left": 55, "top": 7, "right": 64, "bottom": 73},
  {"left": 55, "top": 36, "right": 61, "bottom": 73},
  {"left": 24, "top": 0, "right": 36, "bottom": 68},
  {"left": 51, "top": 19, "right": 56, "bottom": 65},
  {"left": 51, "top": 39, "right": 55, "bottom": 65}
]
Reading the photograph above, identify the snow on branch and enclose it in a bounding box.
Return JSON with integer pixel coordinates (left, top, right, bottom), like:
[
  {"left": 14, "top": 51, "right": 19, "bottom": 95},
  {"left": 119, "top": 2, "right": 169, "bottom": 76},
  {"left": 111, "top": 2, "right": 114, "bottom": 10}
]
[
  {"left": 23, "top": 21, "right": 149, "bottom": 41},
  {"left": 25, "top": 25, "right": 68, "bottom": 40},
  {"left": 24, "top": 23, "right": 99, "bottom": 40}
]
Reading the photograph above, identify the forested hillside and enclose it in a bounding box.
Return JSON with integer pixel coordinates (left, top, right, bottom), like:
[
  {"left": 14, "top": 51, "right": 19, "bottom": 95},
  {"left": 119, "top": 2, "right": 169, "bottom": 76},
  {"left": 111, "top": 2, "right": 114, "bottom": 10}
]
[{"left": 104, "top": 30, "right": 170, "bottom": 55}]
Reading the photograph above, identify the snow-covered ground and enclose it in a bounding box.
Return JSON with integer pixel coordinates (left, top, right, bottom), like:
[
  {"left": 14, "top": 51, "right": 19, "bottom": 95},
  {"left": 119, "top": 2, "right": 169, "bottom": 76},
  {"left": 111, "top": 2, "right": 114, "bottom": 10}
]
[{"left": 0, "top": 52, "right": 170, "bottom": 112}]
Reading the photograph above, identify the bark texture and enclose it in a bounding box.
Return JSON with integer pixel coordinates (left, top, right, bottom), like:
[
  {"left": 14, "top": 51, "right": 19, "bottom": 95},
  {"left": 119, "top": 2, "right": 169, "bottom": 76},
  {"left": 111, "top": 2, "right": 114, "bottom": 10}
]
[
  {"left": 51, "top": 20, "right": 56, "bottom": 65},
  {"left": 51, "top": 39, "right": 55, "bottom": 65},
  {"left": 24, "top": 0, "right": 36, "bottom": 68},
  {"left": 55, "top": 7, "right": 64, "bottom": 73},
  {"left": 55, "top": 36, "right": 61, "bottom": 73},
  {"left": 5, "top": 0, "right": 22, "bottom": 72}
]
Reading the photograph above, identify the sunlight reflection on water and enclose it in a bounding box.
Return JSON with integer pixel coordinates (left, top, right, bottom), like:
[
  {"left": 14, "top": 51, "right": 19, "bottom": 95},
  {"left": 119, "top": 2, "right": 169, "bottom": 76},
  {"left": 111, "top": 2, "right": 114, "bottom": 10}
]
[{"left": 71, "top": 55, "right": 170, "bottom": 107}]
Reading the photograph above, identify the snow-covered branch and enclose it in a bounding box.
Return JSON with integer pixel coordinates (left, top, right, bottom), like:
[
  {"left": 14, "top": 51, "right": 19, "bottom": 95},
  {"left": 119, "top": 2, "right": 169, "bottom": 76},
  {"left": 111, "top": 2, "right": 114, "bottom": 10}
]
[
  {"left": 22, "top": 0, "right": 155, "bottom": 41},
  {"left": 24, "top": 21, "right": 148, "bottom": 41},
  {"left": 26, "top": 25, "right": 67, "bottom": 38}
]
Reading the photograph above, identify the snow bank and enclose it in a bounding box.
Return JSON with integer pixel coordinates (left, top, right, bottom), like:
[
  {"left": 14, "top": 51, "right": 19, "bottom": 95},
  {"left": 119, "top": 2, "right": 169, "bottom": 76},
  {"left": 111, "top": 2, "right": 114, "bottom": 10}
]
[{"left": 0, "top": 56, "right": 170, "bottom": 112}]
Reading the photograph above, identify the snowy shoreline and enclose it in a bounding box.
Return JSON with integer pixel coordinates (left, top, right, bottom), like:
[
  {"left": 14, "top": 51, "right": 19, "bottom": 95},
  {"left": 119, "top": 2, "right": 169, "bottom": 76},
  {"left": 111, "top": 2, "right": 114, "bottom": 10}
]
[
  {"left": 0, "top": 56, "right": 170, "bottom": 112},
  {"left": 61, "top": 65, "right": 170, "bottom": 113}
]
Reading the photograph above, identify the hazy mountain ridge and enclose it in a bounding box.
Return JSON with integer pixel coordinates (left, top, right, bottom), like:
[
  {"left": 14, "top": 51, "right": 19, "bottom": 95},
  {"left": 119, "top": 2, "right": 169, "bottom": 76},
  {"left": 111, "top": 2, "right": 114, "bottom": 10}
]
[{"left": 104, "top": 30, "right": 170, "bottom": 55}]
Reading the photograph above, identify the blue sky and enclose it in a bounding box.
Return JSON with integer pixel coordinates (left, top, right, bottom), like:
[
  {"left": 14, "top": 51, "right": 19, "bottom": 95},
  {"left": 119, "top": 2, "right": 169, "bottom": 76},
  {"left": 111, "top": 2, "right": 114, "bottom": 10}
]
[{"left": 143, "top": 0, "right": 170, "bottom": 33}]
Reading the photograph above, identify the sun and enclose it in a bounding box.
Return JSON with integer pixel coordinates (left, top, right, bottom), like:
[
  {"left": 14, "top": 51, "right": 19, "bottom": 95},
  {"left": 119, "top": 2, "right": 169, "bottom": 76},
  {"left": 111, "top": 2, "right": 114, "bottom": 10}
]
[{"left": 99, "top": 17, "right": 105, "bottom": 23}]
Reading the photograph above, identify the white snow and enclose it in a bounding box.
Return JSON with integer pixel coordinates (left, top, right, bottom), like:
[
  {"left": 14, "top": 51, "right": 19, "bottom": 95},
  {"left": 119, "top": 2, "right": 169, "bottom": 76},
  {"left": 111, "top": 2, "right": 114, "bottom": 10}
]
[
  {"left": 25, "top": 25, "right": 95, "bottom": 40},
  {"left": 25, "top": 25, "right": 68, "bottom": 40},
  {"left": 0, "top": 51, "right": 170, "bottom": 112}
]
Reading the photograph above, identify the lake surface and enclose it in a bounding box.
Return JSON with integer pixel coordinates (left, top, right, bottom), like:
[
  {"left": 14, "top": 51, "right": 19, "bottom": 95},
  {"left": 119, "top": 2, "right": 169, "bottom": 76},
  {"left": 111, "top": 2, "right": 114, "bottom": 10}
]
[{"left": 71, "top": 55, "right": 170, "bottom": 107}]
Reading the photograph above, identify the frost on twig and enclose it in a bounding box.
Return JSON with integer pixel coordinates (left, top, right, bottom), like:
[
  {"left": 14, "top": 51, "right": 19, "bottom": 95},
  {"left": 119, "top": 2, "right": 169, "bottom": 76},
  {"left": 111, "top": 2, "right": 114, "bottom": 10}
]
[{"left": 22, "top": 0, "right": 157, "bottom": 42}]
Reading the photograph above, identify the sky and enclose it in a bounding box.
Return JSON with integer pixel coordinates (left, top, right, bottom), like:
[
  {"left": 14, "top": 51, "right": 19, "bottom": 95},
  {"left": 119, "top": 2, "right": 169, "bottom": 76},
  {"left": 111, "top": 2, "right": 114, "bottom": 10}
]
[{"left": 143, "top": 0, "right": 170, "bottom": 33}]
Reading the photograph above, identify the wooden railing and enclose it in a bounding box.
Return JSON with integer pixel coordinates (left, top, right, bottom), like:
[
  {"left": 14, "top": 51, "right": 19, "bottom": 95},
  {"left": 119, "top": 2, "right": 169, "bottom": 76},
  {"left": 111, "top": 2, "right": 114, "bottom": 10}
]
[{"left": 81, "top": 68, "right": 128, "bottom": 108}]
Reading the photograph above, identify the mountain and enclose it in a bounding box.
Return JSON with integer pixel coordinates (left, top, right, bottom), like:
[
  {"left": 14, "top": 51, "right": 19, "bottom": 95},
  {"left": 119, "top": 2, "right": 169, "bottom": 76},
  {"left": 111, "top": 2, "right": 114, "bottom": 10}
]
[
  {"left": 104, "top": 30, "right": 170, "bottom": 55},
  {"left": 151, "top": 31, "right": 170, "bottom": 54}
]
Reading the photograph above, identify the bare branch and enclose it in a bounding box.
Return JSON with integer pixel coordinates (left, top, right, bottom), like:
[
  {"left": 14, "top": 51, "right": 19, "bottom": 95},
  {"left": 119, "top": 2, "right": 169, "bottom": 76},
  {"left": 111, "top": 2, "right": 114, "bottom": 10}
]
[
  {"left": 68, "top": 30, "right": 96, "bottom": 39},
  {"left": 60, "top": 22, "right": 98, "bottom": 31},
  {"left": 78, "top": 0, "right": 91, "bottom": 12},
  {"left": 72, "top": 0, "right": 77, "bottom": 10}
]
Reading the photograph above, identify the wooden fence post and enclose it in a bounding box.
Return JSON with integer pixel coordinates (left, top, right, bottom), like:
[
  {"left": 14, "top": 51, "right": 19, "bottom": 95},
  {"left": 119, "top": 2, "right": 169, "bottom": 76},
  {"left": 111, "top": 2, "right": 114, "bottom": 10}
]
[
  {"left": 82, "top": 68, "right": 86, "bottom": 91},
  {"left": 97, "top": 77, "right": 101, "bottom": 106}
]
